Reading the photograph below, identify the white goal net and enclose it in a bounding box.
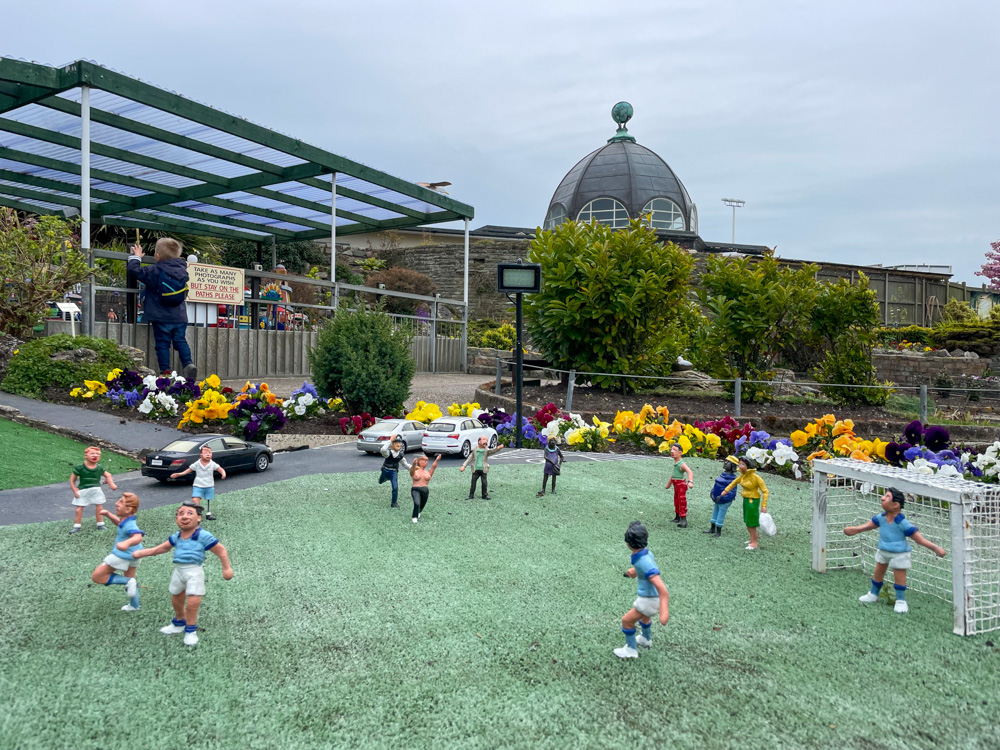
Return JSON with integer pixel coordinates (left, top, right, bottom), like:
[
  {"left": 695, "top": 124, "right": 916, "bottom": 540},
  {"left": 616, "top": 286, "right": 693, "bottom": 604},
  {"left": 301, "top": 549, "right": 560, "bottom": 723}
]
[{"left": 812, "top": 458, "right": 1000, "bottom": 636}]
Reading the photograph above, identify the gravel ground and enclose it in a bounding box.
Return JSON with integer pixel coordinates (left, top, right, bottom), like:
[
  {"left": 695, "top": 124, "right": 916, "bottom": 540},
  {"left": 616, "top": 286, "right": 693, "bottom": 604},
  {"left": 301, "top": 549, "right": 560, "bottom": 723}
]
[{"left": 220, "top": 372, "right": 489, "bottom": 410}]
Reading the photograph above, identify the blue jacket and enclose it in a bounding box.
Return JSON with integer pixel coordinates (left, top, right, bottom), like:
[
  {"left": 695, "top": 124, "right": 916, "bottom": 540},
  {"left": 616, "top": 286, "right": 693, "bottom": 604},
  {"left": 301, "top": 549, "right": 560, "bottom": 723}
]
[
  {"left": 710, "top": 471, "right": 738, "bottom": 504},
  {"left": 127, "top": 256, "right": 189, "bottom": 324}
]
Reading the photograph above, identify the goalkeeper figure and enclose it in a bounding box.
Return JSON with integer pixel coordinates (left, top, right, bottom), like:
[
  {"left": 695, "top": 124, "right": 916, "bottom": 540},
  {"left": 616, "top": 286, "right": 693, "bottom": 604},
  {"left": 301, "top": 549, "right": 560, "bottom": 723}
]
[{"left": 843, "top": 487, "right": 946, "bottom": 613}]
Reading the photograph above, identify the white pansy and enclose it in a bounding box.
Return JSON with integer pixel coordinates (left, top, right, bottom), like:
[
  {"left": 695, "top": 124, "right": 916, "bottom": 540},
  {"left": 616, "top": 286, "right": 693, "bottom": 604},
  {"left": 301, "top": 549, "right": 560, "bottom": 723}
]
[
  {"left": 299, "top": 393, "right": 314, "bottom": 406},
  {"left": 937, "top": 464, "right": 960, "bottom": 477},
  {"left": 142, "top": 375, "right": 158, "bottom": 389},
  {"left": 746, "top": 446, "right": 769, "bottom": 464},
  {"left": 772, "top": 444, "right": 798, "bottom": 466},
  {"left": 138, "top": 399, "right": 153, "bottom": 414},
  {"left": 907, "top": 458, "right": 935, "bottom": 475},
  {"left": 792, "top": 463, "right": 803, "bottom": 480},
  {"left": 294, "top": 404, "right": 307, "bottom": 416}
]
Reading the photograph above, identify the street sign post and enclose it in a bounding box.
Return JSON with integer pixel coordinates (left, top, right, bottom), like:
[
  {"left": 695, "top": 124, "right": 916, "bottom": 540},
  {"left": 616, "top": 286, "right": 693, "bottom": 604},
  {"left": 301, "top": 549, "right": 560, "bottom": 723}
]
[{"left": 497, "top": 260, "right": 542, "bottom": 448}]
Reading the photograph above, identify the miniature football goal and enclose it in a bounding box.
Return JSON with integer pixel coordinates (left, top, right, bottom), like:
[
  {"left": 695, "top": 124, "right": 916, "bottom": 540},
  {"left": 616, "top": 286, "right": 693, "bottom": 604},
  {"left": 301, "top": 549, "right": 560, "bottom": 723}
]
[{"left": 811, "top": 458, "right": 1000, "bottom": 636}]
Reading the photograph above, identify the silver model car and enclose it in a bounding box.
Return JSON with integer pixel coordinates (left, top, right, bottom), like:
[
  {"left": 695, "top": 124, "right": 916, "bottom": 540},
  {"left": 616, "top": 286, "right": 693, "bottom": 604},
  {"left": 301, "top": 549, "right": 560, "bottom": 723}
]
[
  {"left": 356, "top": 419, "right": 427, "bottom": 454},
  {"left": 421, "top": 416, "right": 499, "bottom": 457}
]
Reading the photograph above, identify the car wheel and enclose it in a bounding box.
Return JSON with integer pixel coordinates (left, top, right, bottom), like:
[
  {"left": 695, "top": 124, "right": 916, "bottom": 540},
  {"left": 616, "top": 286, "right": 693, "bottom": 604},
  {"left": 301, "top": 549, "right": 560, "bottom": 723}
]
[
  {"left": 254, "top": 453, "right": 271, "bottom": 472},
  {"left": 400, "top": 440, "right": 408, "bottom": 452},
  {"left": 461, "top": 440, "right": 471, "bottom": 458},
  {"left": 489, "top": 434, "right": 498, "bottom": 449}
]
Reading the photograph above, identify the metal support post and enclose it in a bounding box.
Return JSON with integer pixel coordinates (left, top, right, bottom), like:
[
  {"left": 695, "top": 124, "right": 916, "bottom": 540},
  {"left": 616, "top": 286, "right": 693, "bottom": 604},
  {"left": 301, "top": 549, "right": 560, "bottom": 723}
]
[
  {"left": 80, "top": 85, "right": 93, "bottom": 336},
  {"left": 461, "top": 302, "right": 468, "bottom": 373},
  {"left": 271, "top": 235, "right": 277, "bottom": 270},
  {"left": 566, "top": 369, "right": 575, "bottom": 411},
  {"left": 515, "top": 292, "right": 524, "bottom": 448},
  {"left": 734, "top": 377, "right": 742, "bottom": 418},
  {"left": 920, "top": 385, "right": 928, "bottom": 424},
  {"left": 430, "top": 299, "right": 438, "bottom": 374},
  {"left": 330, "top": 173, "right": 338, "bottom": 309},
  {"left": 462, "top": 218, "right": 470, "bottom": 372},
  {"left": 495, "top": 358, "right": 503, "bottom": 395},
  {"left": 811, "top": 470, "right": 828, "bottom": 573},
  {"left": 950, "top": 499, "right": 969, "bottom": 635}
]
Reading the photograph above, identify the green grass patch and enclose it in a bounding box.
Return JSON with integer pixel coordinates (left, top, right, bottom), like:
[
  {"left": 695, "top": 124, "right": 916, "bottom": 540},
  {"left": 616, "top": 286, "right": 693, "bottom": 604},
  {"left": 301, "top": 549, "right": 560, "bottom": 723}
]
[
  {"left": 1, "top": 458, "right": 996, "bottom": 749},
  {"left": 0, "top": 418, "right": 139, "bottom": 490}
]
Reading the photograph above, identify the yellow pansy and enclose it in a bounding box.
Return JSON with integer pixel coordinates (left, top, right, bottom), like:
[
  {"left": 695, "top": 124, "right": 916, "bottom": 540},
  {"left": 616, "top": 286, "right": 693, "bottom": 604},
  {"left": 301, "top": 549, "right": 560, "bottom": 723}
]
[
  {"left": 567, "top": 430, "right": 584, "bottom": 445},
  {"left": 658, "top": 440, "right": 671, "bottom": 454},
  {"left": 806, "top": 449, "right": 831, "bottom": 462},
  {"left": 790, "top": 430, "right": 809, "bottom": 448},
  {"left": 106, "top": 368, "right": 123, "bottom": 381},
  {"left": 83, "top": 379, "right": 107, "bottom": 395},
  {"left": 678, "top": 435, "right": 692, "bottom": 455},
  {"left": 201, "top": 374, "right": 221, "bottom": 390},
  {"left": 832, "top": 419, "right": 855, "bottom": 437},
  {"left": 849, "top": 449, "right": 873, "bottom": 463}
]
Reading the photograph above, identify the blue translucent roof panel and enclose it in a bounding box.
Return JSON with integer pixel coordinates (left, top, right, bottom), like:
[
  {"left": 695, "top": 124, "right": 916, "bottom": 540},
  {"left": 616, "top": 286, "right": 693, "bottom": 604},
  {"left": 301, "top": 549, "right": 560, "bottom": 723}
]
[{"left": 0, "top": 58, "right": 474, "bottom": 240}]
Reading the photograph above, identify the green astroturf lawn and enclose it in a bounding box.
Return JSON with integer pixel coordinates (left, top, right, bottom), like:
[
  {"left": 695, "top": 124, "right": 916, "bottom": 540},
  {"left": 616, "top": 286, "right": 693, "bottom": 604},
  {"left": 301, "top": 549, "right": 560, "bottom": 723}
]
[
  {"left": 0, "top": 418, "right": 140, "bottom": 490},
  {"left": 1, "top": 457, "right": 997, "bottom": 749}
]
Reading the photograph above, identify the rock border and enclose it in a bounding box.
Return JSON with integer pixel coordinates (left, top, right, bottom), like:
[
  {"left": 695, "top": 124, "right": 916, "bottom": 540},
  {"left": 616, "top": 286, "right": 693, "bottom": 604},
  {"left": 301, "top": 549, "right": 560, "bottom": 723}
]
[{"left": 265, "top": 433, "right": 356, "bottom": 451}]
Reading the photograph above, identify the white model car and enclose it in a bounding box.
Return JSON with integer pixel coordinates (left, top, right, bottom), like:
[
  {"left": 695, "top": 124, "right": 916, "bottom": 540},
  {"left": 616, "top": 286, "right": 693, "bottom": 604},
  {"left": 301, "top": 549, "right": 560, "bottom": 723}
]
[
  {"left": 421, "top": 416, "right": 499, "bottom": 457},
  {"left": 356, "top": 419, "right": 427, "bottom": 454}
]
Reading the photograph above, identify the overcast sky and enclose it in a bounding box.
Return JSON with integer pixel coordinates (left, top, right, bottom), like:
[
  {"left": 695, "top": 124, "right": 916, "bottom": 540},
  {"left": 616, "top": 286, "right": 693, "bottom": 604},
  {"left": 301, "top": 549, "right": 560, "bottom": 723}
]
[{"left": 4, "top": 1, "right": 998, "bottom": 282}]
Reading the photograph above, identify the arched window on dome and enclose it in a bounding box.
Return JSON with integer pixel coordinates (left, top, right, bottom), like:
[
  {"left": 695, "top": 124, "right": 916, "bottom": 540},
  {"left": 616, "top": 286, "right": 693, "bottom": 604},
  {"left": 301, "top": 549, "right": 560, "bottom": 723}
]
[
  {"left": 640, "top": 198, "right": 685, "bottom": 231},
  {"left": 689, "top": 203, "right": 699, "bottom": 234},
  {"left": 577, "top": 198, "right": 629, "bottom": 229},
  {"left": 544, "top": 203, "right": 568, "bottom": 230}
]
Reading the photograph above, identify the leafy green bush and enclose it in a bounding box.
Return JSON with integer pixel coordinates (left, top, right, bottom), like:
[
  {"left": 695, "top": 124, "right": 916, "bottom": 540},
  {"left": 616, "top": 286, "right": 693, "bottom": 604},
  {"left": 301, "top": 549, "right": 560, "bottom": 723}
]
[
  {"left": 929, "top": 321, "right": 1000, "bottom": 356},
  {"left": 939, "top": 298, "right": 978, "bottom": 325},
  {"left": 480, "top": 324, "right": 516, "bottom": 350},
  {"left": 1, "top": 334, "right": 134, "bottom": 399},
  {"left": 525, "top": 220, "right": 693, "bottom": 391},
  {"left": 309, "top": 306, "right": 415, "bottom": 415},
  {"left": 877, "top": 325, "right": 932, "bottom": 346},
  {"left": 364, "top": 267, "right": 437, "bottom": 314},
  {"left": 467, "top": 319, "right": 506, "bottom": 348},
  {"left": 810, "top": 275, "right": 890, "bottom": 405},
  {"left": 698, "top": 256, "right": 818, "bottom": 402}
]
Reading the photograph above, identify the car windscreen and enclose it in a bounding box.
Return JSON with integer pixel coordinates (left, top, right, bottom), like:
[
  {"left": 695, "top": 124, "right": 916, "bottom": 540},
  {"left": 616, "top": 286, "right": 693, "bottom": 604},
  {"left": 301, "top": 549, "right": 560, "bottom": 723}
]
[
  {"left": 161, "top": 440, "right": 202, "bottom": 453},
  {"left": 427, "top": 422, "right": 457, "bottom": 433}
]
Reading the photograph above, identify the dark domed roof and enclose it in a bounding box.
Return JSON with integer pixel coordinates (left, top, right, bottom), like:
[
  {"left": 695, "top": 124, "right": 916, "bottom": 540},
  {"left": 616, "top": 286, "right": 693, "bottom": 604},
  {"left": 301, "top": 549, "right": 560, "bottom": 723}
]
[{"left": 543, "top": 104, "right": 697, "bottom": 233}]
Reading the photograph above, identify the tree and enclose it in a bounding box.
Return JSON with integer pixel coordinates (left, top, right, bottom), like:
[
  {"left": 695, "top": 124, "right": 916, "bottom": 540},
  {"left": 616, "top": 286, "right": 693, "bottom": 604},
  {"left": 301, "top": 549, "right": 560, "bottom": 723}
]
[
  {"left": 524, "top": 219, "right": 693, "bottom": 391},
  {"left": 975, "top": 240, "right": 1000, "bottom": 292},
  {"left": 698, "top": 255, "right": 818, "bottom": 402},
  {"left": 0, "top": 209, "right": 90, "bottom": 339},
  {"left": 309, "top": 305, "right": 415, "bottom": 415},
  {"left": 218, "top": 239, "right": 326, "bottom": 273}
]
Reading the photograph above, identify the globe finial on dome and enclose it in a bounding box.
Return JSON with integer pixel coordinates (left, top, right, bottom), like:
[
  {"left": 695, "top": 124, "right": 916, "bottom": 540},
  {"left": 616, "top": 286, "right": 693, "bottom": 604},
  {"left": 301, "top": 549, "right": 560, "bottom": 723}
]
[{"left": 608, "top": 102, "right": 636, "bottom": 143}]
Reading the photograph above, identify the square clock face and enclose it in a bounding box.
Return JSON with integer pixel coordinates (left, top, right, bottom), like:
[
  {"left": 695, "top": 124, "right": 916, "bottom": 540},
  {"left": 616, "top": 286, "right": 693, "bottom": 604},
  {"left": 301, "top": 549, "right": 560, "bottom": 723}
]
[{"left": 497, "top": 263, "right": 541, "bottom": 293}]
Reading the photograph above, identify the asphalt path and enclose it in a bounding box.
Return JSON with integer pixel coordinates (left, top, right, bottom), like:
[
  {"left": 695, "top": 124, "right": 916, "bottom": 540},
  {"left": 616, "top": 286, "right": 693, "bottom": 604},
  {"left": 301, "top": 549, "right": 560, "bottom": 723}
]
[{"left": 0, "top": 443, "right": 658, "bottom": 527}]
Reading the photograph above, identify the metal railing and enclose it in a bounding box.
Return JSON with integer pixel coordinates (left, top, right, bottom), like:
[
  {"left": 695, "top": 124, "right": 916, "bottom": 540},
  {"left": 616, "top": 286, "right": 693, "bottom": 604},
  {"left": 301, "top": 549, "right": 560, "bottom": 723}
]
[
  {"left": 72, "top": 248, "right": 469, "bottom": 377},
  {"left": 492, "top": 358, "right": 1000, "bottom": 425}
]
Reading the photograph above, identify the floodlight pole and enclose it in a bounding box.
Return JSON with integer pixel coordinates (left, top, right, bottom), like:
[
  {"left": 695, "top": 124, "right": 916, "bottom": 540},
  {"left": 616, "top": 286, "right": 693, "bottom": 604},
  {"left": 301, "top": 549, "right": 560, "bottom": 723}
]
[
  {"left": 515, "top": 290, "right": 523, "bottom": 448},
  {"left": 81, "top": 85, "right": 93, "bottom": 336},
  {"left": 722, "top": 198, "right": 745, "bottom": 244},
  {"left": 330, "top": 173, "right": 338, "bottom": 310}
]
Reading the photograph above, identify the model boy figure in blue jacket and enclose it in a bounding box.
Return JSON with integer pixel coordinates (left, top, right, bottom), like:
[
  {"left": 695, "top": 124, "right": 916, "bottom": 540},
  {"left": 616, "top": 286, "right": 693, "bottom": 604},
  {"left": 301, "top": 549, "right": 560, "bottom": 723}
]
[
  {"left": 127, "top": 238, "right": 195, "bottom": 380},
  {"left": 705, "top": 456, "right": 740, "bottom": 538}
]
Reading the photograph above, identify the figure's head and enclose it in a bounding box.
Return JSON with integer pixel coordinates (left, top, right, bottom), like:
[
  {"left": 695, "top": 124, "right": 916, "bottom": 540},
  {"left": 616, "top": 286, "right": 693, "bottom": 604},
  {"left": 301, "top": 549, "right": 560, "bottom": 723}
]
[
  {"left": 154, "top": 237, "right": 183, "bottom": 260},
  {"left": 391, "top": 435, "right": 403, "bottom": 449},
  {"left": 200, "top": 446, "right": 213, "bottom": 461},
  {"left": 724, "top": 455, "right": 740, "bottom": 472},
  {"left": 739, "top": 457, "right": 756, "bottom": 473},
  {"left": 624, "top": 521, "right": 648, "bottom": 551},
  {"left": 115, "top": 492, "right": 140, "bottom": 517},
  {"left": 415, "top": 454, "right": 430, "bottom": 470},
  {"left": 84, "top": 446, "right": 101, "bottom": 464},
  {"left": 670, "top": 444, "right": 683, "bottom": 460},
  {"left": 881, "top": 487, "right": 906, "bottom": 513},
  {"left": 176, "top": 502, "right": 203, "bottom": 530},
  {"left": 478, "top": 436, "right": 489, "bottom": 448}
]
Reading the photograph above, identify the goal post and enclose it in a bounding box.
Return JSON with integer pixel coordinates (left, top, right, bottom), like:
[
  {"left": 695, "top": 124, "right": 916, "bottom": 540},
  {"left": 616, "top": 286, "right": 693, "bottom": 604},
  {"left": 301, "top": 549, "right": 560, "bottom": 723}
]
[{"left": 811, "top": 458, "right": 1000, "bottom": 636}]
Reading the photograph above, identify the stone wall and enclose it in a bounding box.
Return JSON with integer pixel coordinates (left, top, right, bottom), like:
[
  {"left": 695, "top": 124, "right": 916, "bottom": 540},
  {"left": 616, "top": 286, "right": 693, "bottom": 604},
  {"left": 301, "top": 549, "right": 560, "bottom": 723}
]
[
  {"left": 873, "top": 351, "right": 991, "bottom": 387},
  {"left": 467, "top": 346, "right": 514, "bottom": 376},
  {"left": 337, "top": 238, "right": 532, "bottom": 319}
]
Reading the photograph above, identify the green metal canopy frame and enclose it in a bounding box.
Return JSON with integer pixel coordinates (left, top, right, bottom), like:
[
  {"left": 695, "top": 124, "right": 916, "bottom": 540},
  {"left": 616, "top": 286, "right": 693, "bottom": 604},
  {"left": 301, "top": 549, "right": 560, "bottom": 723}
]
[{"left": 0, "top": 57, "right": 474, "bottom": 244}]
